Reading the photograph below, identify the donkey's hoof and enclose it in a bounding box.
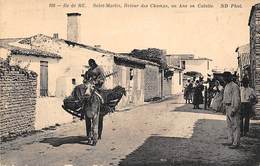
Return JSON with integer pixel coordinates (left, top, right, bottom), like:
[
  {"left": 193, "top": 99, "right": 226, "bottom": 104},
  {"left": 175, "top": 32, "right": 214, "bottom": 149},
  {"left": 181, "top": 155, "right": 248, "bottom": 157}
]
[{"left": 92, "top": 140, "right": 97, "bottom": 146}]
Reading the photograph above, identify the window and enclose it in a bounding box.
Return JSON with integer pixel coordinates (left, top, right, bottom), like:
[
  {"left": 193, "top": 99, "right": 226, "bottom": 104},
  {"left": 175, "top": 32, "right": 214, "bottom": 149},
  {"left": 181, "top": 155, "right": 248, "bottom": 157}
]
[
  {"left": 129, "top": 68, "right": 134, "bottom": 80},
  {"left": 72, "top": 78, "right": 76, "bottom": 85},
  {"left": 40, "top": 61, "right": 48, "bottom": 96},
  {"left": 207, "top": 61, "right": 209, "bottom": 70},
  {"left": 181, "top": 61, "right": 186, "bottom": 69}
]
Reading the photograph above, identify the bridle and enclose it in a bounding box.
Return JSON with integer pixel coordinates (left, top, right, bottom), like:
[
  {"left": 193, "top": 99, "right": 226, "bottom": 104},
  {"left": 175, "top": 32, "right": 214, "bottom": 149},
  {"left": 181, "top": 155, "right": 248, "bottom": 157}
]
[{"left": 84, "top": 81, "right": 104, "bottom": 104}]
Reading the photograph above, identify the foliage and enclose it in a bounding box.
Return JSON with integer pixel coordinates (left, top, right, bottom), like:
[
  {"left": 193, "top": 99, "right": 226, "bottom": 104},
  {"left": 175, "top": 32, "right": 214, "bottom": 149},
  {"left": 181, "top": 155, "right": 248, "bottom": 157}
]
[
  {"left": 130, "top": 48, "right": 167, "bottom": 69},
  {"left": 129, "top": 48, "right": 174, "bottom": 79}
]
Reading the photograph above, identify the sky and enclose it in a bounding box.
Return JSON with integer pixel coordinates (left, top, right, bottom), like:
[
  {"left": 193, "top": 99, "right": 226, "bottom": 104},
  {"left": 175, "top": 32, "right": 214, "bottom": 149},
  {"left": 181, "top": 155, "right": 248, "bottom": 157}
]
[{"left": 0, "top": 0, "right": 259, "bottom": 69}]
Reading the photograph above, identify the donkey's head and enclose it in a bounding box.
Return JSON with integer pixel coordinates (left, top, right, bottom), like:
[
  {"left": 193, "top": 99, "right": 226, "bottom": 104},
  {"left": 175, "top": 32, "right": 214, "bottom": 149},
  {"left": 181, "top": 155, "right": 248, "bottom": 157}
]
[{"left": 84, "top": 81, "right": 95, "bottom": 96}]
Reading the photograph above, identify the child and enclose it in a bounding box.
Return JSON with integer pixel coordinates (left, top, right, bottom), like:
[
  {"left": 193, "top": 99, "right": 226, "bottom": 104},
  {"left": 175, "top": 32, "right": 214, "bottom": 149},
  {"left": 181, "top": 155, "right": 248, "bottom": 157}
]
[{"left": 240, "top": 78, "right": 258, "bottom": 136}]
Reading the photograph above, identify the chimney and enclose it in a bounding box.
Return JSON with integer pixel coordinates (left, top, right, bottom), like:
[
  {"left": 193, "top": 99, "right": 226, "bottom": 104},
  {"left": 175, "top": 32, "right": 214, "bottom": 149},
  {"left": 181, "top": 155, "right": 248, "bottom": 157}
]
[
  {"left": 67, "top": 13, "right": 81, "bottom": 42},
  {"left": 53, "top": 33, "right": 59, "bottom": 39}
]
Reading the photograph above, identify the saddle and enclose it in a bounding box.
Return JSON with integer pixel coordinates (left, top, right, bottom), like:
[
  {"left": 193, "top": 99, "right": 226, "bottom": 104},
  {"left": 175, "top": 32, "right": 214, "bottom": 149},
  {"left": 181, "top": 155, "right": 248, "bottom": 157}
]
[{"left": 62, "top": 84, "right": 125, "bottom": 119}]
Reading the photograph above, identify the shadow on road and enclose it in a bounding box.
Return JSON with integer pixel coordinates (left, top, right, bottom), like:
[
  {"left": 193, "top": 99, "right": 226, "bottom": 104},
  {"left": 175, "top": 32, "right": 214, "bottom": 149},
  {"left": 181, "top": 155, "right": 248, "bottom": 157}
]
[
  {"left": 40, "top": 136, "right": 89, "bottom": 147},
  {"left": 171, "top": 103, "right": 224, "bottom": 115},
  {"left": 119, "top": 117, "right": 260, "bottom": 166}
]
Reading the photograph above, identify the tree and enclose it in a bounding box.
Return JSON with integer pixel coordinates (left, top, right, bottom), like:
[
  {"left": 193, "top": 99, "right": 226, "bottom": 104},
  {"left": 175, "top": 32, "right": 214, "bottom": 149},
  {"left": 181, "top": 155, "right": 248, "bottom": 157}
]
[
  {"left": 130, "top": 48, "right": 167, "bottom": 69},
  {"left": 129, "top": 48, "right": 173, "bottom": 79}
]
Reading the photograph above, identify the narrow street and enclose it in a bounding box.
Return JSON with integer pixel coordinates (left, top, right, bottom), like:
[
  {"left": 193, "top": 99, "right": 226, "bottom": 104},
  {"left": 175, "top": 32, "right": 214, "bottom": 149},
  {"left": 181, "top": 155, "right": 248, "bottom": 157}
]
[{"left": 1, "top": 95, "right": 260, "bottom": 166}]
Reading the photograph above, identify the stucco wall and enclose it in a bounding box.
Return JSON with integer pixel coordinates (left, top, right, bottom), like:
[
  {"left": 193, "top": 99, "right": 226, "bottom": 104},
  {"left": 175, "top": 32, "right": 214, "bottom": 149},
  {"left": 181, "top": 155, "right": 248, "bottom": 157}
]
[
  {"left": 35, "top": 97, "right": 73, "bottom": 130},
  {"left": 184, "top": 60, "right": 211, "bottom": 79},
  {"left": 113, "top": 64, "right": 144, "bottom": 109},
  {"left": 162, "top": 78, "right": 172, "bottom": 97},
  {"left": 7, "top": 55, "right": 60, "bottom": 97},
  {"left": 172, "top": 70, "right": 183, "bottom": 94},
  {"left": 53, "top": 44, "right": 114, "bottom": 97}
]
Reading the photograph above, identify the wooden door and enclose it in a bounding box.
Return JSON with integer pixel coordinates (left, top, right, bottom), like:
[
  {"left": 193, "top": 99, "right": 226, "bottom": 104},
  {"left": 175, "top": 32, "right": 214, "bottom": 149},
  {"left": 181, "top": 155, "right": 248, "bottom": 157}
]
[{"left": 40, "top": 61, "right": 48, "bottom": 96}]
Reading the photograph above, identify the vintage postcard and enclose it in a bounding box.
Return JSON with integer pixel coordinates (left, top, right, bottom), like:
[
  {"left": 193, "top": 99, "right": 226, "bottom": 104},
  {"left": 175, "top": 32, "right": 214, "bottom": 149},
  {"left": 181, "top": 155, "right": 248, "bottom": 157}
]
[{"left": 0, "top": 0, "right": 260, "bottom": 165}]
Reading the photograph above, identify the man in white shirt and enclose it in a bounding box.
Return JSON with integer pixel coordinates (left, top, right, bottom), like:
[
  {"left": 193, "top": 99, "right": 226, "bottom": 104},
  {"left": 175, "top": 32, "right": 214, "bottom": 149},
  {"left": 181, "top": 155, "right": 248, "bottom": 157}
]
[{"left": 222, "top": 72, "right": 241, "bottom": 149}]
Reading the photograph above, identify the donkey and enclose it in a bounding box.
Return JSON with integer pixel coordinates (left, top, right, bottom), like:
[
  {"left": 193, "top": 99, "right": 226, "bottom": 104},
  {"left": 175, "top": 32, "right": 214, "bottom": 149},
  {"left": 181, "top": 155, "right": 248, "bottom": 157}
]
[
  {"left": 83, "top": 82, "right": 126, "bottom": 145},
  {"left": 82, "top": 82, "right": 102, "bottom": 146}
]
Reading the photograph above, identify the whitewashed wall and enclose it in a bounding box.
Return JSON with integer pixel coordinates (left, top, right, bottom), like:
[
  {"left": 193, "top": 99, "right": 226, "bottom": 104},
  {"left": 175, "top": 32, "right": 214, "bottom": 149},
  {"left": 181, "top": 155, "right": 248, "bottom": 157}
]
[
  {"left": 184, "top": 60, "right": 212, "bottom": 80},
  {"left": 53, "top": 44, "right": 114, "bottom": 97},
  {"left": 0, "top": 51, "right": 60, "bottom": 97},
  {"left": 172, "top": 70, "right": 183, "bottom": 94}
]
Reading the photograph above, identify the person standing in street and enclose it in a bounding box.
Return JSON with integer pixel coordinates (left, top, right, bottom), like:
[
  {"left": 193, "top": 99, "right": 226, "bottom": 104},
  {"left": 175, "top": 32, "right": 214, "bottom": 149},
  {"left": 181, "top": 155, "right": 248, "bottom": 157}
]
[
  {"left": 240, "top": 77, "right": 257, "bottom": 137},
  {"left": 222, "top": 71, "right": 241, "bottom": 149},
  {"left": 184, "top": 79, "right": 193, "bottom": 104},
  {"left": 193, "top": 79, "right": 204, "bottom": 109},
  {"left": 210, "top": 80, "right": 224, "bottom": 112}
]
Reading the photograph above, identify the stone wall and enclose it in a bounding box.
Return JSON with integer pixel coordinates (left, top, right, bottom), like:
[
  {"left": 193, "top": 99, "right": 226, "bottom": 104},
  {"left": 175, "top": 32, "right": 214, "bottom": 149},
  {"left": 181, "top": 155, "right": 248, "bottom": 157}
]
[
  {"left": 144, "top": 65, "right": 161, "bottom": 101},
  {"left": 0, "top": 59, "right": 37, "bottom": 138},
  {"left": 249, "top": 4, "right": 260, "bottom": 117}
]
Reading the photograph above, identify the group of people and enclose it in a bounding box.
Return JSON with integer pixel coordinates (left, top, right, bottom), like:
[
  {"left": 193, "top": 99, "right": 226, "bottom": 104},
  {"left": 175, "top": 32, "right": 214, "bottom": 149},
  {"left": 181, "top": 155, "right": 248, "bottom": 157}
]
[
  {"left": 76, "top": 59, "right": 258, "bottom": 149},
  {"left": 185, "top": 72, "right": 257, "bottom": 149},
  {"left": 184, "top": 77, "right": 205, "bottom": 109}
]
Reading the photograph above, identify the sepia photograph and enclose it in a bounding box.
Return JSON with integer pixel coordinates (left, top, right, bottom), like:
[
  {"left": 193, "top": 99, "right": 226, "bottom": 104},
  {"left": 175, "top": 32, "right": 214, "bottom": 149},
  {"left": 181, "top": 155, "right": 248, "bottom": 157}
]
[{"left": 0, "top": 0, "right": 260, "bottom": 165}]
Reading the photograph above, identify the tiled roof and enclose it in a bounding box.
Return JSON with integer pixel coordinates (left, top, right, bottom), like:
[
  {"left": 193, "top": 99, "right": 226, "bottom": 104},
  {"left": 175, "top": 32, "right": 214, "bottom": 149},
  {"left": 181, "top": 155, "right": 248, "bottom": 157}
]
[
  {"left": 184, "top": 58, "right": 212, "bottom": 61},
  {"left": 235, "top": 44, "right": 249, "bottom": 54},
  {"left": 0, "top": 34, "right": 159, "bottom": 66},
  {"left": 0, "top": 38, "right": 62, "bottom": 59},
  {"left": 10, "top": 47, "right": 62, "bottom": 59},
  {"left": 63, "top": 39, "right": 159, "bottom": 66}
]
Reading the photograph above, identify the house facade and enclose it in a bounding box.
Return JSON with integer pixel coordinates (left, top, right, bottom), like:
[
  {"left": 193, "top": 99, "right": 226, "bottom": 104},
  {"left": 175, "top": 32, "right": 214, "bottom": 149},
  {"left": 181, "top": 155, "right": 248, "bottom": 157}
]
[
  {"left": 0, "top": 33, "right": 156, "bottom": 128},
  {"left": 165, "top": 54, "right": 189, "bottom": 94},
  {"left": 181, "top": 58, "right": 212, "bottom": 80},
  {"left": 169, "top": 67, "right": 184, "bottom": 94},
  {"left": 166, "top": 54, "right": 212, "bottom": 80},
  {"left": 0, "top": 12, "right": 176, "bottom": 130},
  {"left": 0, "top": 38, "right": 62, "bottom": 97},
  {"left": 121, "top": 49, "right": 169, "bottom": 102}
]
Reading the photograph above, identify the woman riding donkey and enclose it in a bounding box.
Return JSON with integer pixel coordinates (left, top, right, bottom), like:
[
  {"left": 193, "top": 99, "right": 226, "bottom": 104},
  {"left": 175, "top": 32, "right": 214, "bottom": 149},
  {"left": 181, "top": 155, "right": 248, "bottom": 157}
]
[{"left": 83, "top": 59, "right": 106, "bottom": 145}]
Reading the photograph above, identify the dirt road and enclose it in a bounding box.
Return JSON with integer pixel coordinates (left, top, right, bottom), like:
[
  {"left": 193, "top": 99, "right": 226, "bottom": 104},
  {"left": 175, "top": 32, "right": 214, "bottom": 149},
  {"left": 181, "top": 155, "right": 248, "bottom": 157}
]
[{"left": 1, "top": 96, "right": 260, "bottom": 166}]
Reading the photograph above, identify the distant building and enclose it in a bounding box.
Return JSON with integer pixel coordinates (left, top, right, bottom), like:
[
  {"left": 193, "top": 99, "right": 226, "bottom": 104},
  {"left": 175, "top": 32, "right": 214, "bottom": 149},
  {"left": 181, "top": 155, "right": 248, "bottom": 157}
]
[
  {"left": 122, "top": 48, "right": 171, "bottom": 101},
  {"left": 165, "top": 54, "right": 185, "bottom": 94},
  {"left": 249, "top": 3, "right": 260, "bottom": 116},
  {"left": 166, "top": 54, "right": 212, "bottom": 81},
  {"left": 168, "top": 66, "right": 184, "bottom": 94},
  {"left": 182, "top": 58, "right": 212, "bottom": 80},
  {"left": 235, "top": 44, "right": 250, "bottom": 81},
  {"left": 166, "top": 54, "right": 194, "bottom": 68}
]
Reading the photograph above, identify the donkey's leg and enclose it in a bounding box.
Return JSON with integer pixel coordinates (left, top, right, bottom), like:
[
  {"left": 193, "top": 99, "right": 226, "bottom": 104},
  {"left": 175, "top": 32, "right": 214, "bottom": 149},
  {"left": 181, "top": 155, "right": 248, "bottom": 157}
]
[
  {"left": 98, "top": 114, "right": 104, "bottom": 140},
  {"left": 85, "top": 116, "right": 92, "bottom": 139},
  {"left": 92, "top": 112, "right": 100, "bottom": 145}
]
